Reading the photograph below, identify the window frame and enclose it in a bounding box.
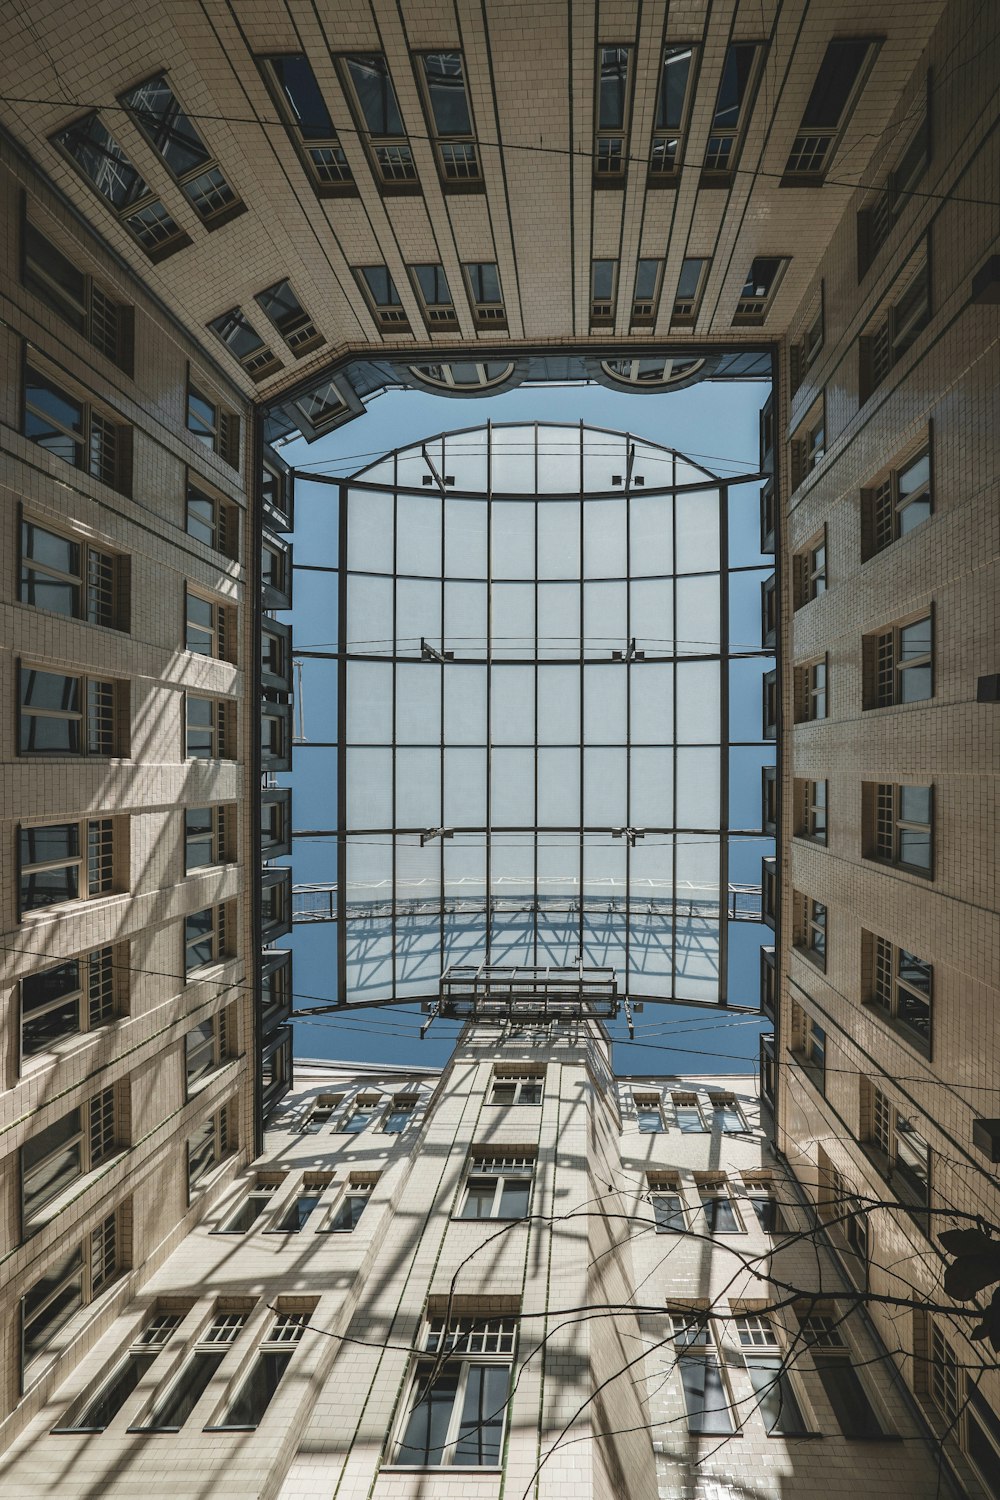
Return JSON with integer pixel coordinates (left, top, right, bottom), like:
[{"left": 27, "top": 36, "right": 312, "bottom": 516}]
[
  {"left": 489, "top": 1074, "right": 543, "bottom": 1107},
  {"left": 19, "top": 944, "right": 121, "bottom": 1063},
  {"left": 458, "top": 1154, "right": 534, "bottom": 1221},
  {"left": 185, "top": 694, "right": 234, "bottom": 761},
  {"left": 337, "top": 53, "right": 418, "bottom": 190},
  {"left": 733, "top": 254, "right": 787, "bottom": 325},
  {"left": 255, "top": 278, "right": 324, "bottom": 356},
  {"left": 593, "top": 44, "right": 633, "bottom": 183},
  {"left": 413, "top": 51, "right": 481, "bottom": 188},
  {"left": 20, "top": 516, "right": 127, "bottom": 630},
  {"left": 702, "top": 42, "right": 764, "bottom": 183},
  {"left": 184, "top": 903, "right": 232, "bottom": 976},
  {"left": 868, "top": 782, "right": 933, "bottom": 876},
  {"left": 648, "top": 44, "right": 698, "bottom": 182},
  {"left": 782, "top": 39, "right": 879, "bottom": 184},
  {"left": 257, "top": 54, "right": 354, "bottom": 195},
  {"left": 184, "top": 585, "right": 236, "bottom": 663},
  {"left": 461, "top": 262, "right": 507, "bottom": 328},
  {"left": 869, "top": 933, "right": 932, "bottom": 1051},
  {"left": 795, "top": 777, "right": 828, "bottom": 844},
  {"left": 590, "top": 257, "right": 618, "bottom": 325},
  {"left": 208, "top": 1309, "right": 311, "bottom": 1430},
  {"left": 185, "top": 476, "right": 239, "bottom": 558},
  {"left": 21, "top": 1211, "right": 123, "bottom": 1385},
  {"left": 18, "top": 663, "right": 123, "bottom": 758},
  {"left": 388, "top": 1312, "right": 516, "bottom": 1468},
  {"left": 50, "top": 112, "right": 190, "bottom": 260},
  {"left": 863, "top": 444, "right": 932, "bottom": 559},
  {"left": 19, "top": 816, "right": 117, "bottom": 916},
  {"left": 671, "top": 256, "right": 709, "bottom": 324},
  {"left": 23, "top": 363, "right": 129, "bottom": 492},
  {"left": 186, "top": 376, "right": 241, "bottom": 469},
  {"left": 22, "top": 216, "right": 133, "bottom": 370},
  {"left": 21, "top": 1087, "right": 120, "bottom": 1236},
  {"left": 206, "top": 307, "right": 281, "bottom": 381},
  {"left": 793, "top": 527, "right": 827, "bottom": 607},
  {"left": 118, "top": 73, "right": 244, "bottom": 230},
  {"left": 186, "top": 1105, "right": 235, "bottom": 1201}
]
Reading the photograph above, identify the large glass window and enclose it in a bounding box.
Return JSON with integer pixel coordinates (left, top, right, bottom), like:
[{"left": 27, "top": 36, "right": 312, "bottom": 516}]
[{"left": 392, "top": 1315, "right": 515, "bottom": 1466}]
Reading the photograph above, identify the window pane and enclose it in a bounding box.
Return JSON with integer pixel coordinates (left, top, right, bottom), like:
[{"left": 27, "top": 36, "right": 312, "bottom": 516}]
[
  {"left": 681, "top": 1356, "right": 734, "bottom": 1432},
  {"left": 746, "top": 1356, "right": 807, "bottom": 1434},
  {"left": 269, "top": 55, "right": 334, "bottom": 138},
  {"left": 145, "top": 1351, "right": 226, "bottom": 1429},
  {"left": 813, "top": 1354, "right": 883, "bottom": 1437},
  {"left": 657, "top": 47, "right": 693, "bottom": 129},
  {"left": 346, "top": 56, "right": 405, "bottom": 136},
  {"left": 71, "top": 1352, "right": 158, "bottom": 1430},
  {"left": 396, "top": 1360, "right": 461, "bottom": 1463},
  {"left": 498, "top": 1179, "right": 530, "bottom": 1217},
  {"left": 800, "top": 40, "right": 870, "bottom": 129},
  {"left": 422, "top": 53, "right": 472, "bottom": 135},
  {"left": 455, "top": 1363, "right": 507, "bottom": 1465},
  {"left": 21, "top": 822, "right": 79, "bottom": 865},
  {"left": 713, "top": 44, "right": 757, "bottom": 128},
  {"left": 219, "top": 1350, "right": 291, "bottom": 1428},
  {"left": 121, "top": 76, "right": 210, "bottom": 176}
]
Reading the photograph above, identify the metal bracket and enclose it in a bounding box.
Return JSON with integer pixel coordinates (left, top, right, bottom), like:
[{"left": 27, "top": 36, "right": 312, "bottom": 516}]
[{"left": 421, "top": 637, "right": 455, "bottom": 662}]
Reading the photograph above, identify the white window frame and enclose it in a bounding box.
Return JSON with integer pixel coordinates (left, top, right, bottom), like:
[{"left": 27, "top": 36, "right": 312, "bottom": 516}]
[{"left": 389, "top": 1313, "right": 516, "bottom": 1468}]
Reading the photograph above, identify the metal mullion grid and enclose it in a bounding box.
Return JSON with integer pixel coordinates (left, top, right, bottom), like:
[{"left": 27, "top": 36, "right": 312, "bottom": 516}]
[
  {"left": 337, "top": 483, "right": 348, "bottom": 1007},
  {"left": 532, "top": 425, "right": 540, "bottom": 967},
  {"left": 391, "top": 449, "right": 400, "bottom": 996},
  {"left": 577, "top": 423, "right": 586, "bottom": 966},
  {"left": 623, "top": 434, "right": 632, "bottom": 990},
  {"left": 671, "top": 450, "right": 678, "bottom": 991},
  {"left": 873, "top": 935, "right": 893, "bottom": 1010},
  {"left": 718, "top": 482, "right": 730, "bottom": 1006},
  {"left": 87, "top": 818, "right": 114, "bottom": 895},
  {"left": 485, "top": 420, "right": 493, "bottom": 966}
]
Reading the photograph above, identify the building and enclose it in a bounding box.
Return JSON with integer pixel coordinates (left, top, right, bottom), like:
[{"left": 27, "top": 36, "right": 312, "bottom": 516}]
[
  {"left": 0, "top": 1028, "right": 964, "bottom": 1498},
  {"left": 0, "top": 0, "right": 997, "bottom": 1492}
]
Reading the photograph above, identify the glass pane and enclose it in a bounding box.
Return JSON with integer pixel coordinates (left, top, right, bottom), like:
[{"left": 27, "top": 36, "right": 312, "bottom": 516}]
[{"left": 455, "top": 1363, "right": 507, "bottom": 1464}]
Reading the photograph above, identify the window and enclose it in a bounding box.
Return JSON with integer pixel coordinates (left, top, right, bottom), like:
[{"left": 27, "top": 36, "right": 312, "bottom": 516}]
[
  {"left": 19, "top": 666, "right": 124, "bottom": 757},
  {"left": 382, "top": 1095, "right": 417, "bottom": 1132},
  {"left": 791, "top": 402, "right": 826, "bottom": 487},
  {"left": 19, "top": 817, "right": 117, "bottom": 915},
  {"left": 185, "top": 695, "right": 234, "bottom": 759},
  {"left": 600, "top": 355, "right": 706, "bottom": 387},
  {"left": 794, "top": 898, "right": 828, "bottom": 973},
  {"left": 800, "top": 1312, "right": 885, "bottom": 1437},
  {"left": 860, "top": 253, "right": 930, "bottom": 397},
  {"left": 301, "top": 1095, "right": 342, "bottom": 1134},
  {"left": 736, "top": 1315, "right": 809, "bottom": 1434},
  {"left": 669, "top": 1314, "right": 734, "bottom": 1433},
  {"left": 184, "top": 905, "right": 232, "bottom": 975},
  {"left": 649, "top": 44, "right": 696, "bottom": 178},
  {"left": 866, "top": 1084, "right": 931, "bottom": 1213},
  {"left": 23, "top": 220, "right": 132, "bottom": 368},
  {"left": 866, "top": 782, "right": 933, "bottom": 874},
  {"left": 866, "top": 614, "right": 933, "bottom": 707},
  {"left": 261, "top": 622, "right": 291, "bottom": 687},
  {"left": 218, "top": 1177, "right": 284, "bottom": 1233},
  {"left": 793, "top": 529, "right": 827, "bottom": 606},
  {"left": 261, "top": 535, "right": 291, "bottom": 609},
  {"left": 794, "top": 657, "right": 827, "bottom": 722},
  {"left": 410, "top": 360, "right": 516, "bottom": 390},
  {"left": 275, "top": 1178, "right": 329, "bottom": 1233},
  {"left": 255, "top": 279, "right": 324, "bottom": 355},
  {"left": 185, "top": 587, "right": 236, "bottom": 662},
  {"left": 734, "top": 256, "right": 787, "bottom": 325},
  {"left": 292, "top": 376, "right": 352, "bottom": 433},
  {"left": 490, "top": 1072, "right": 543, "bottom": 1107},
  {"left": 703, "top": 43, "right": 761, "bottom": 178},
  {"left": 339, "top": 54, "right": 416, "bottom": 186},
  {"left": 697, "top": 1182, "right": 743, "bottom": 1234},
  {"left": 138, "top": 1308, "right": 248, "bottom": 1430},
  {"left": 416, "top": 53, "right": 480, "bottom": 184},
  {"left": 459, "top": 1153, "right": 533, "bottom": 1219},
  {"left": 211, "top": 1310, "right": 310, "bottom": 1429},
  {"left": 739, "top": 1179, "right": 785, "bottom": 1234},
  {"left": 326, "top": 1178, "right": 375, "bottom": 1232},
  {"left": 408, "top": 264, "right": 459, "bottom": 329},
  {"left": 184, "top": 1011, "right": 231, "bottom": 1092},
  {"left": 761, "top": 756, "right": 777, "bottom": 833},
  {"left": 119, "top": 74, "right": 242, "bottom": 227},
  {"left": 24, "top": 365, "right": 129, "bottom": 491},
  {"left": 20, "top": 944, "right": 121, "bottom": 1059},
  {"left": 628, "top": 258, "right": 663, "bottom": 325},
  {"left": 761, "top": 572, "right": 777, "bottom": 648},
  {"left": 259, "top": 54, "right": 353, "bottom": 191},
  {"left": 708, "top": 1094, "right": 745, "bottom": 1132},
  {"left": 186, "top": 479, "right": 239, "bottom": 557},
  {"left": 795, "top": 778, "right": 827, "bottom": 843},
  {"left": 783, "top": 40, "right": 875, "bottom": 180},
  {"left": 633, "top": 1092, "right": 665, "bottom": 1132},
  {"left": 262, "top": 704, "right": 292, "bottom": 771},
  {"left": 594, "top": 45, "right": 631, "bottom": 179},
  {"left": 672, "top": 257, "right": 709, "bottom": 323},
  {"left": 21, "top": 1088, "right": 119, "bottom": 1234},
  {"left": 821, "top": 1162, "right": 869, "bottom": 1263},
  {"left": 21, "top": 1212, "right": 123, "bottom": 1376},
  {"left": 869, "top": 934, "right": 932, "bottom": 1046},
  {"left": 391, "top": 1312, "right": 515, "bottom": 1466},
  {"left": 207, "top": 308, "right": 280, "bottom": 381},
  {"left": 672, "top": 1093, "right": 706, "bottom": 1132},
  {"left": 57, "top": 1309, "right": 187, "bottom": 1431},
  {"left": 863, "top": 446, "right": 931, "bottom": 558},
  {"left": 187, "top": 1106, "right": 234, "bottom": 1198},
  {"left": 648, "top": 1177, "right": 686, "bottom": 1232},
  {"left": 186, "top": 381, "right": 241, "bottom": 468},
  {"left": 591, "top": 258, "right": 617, "bottom": 324},
  {"left": 185, "top": 806, "right": 232, "bottom": 872},
  {"left": 762, "top": 667, "right": 777, "bottom": 739},
  {"left": 966, "top": 1383, "right": 1000, "bottom": 1500},
  {"left": 340, "top": 1098, "right": 380, "bottom": 1134},
  {"left": 20, "top": 517, "right": 128, "bottom": 629},
  {"left": 356, "top": 265, "right": 410, "bottom": 331},
  {"left": 462, "top": 262, "right": 506, "bottom": 327},
  {"left": 52, "top": 113, "right": 188, "bottom": 258},
  {"left": 791, "top": 302, "right": 824, "bottom": 391},
  {"left": 858, "top": 108, "right": 929, "bottom": 273}
]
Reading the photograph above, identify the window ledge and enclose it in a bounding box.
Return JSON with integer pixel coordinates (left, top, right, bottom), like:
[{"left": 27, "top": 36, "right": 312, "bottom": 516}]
[
  {"left": 24, "top": 1150, "right": 129, "bottom": 1239},
  {"left": 861, "top": 1003, "right": 931, "bottom": 1058},
  {"left": 450, "top": 1215, "right": 528, "bottom": 1224},
  {"left": 380, "top": 1466, "right": 503, "bottom": 1474}
]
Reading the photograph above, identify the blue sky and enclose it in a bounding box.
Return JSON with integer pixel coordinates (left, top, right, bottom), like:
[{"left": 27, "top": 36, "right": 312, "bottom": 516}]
[{"left": 272, "top": 374, "right": 773, "bottom": 1078}]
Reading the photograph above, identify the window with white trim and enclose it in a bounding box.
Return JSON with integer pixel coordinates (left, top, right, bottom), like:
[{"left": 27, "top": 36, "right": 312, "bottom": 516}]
[
  {"left": 594, "top": 45, "right": 631, "bottom": 179},
  {"left": 672, "top": 257, "right": 709, "bottom": 323},
  {"left": 355, "top": 265, "right": 410, "bottom": 331},
  {"left": 325, "top": 1177, "right": 376, "bottom": 1232},
  {"left": 590, "top": 258, "right": 617, "bottom": 324},
  {"left": 207, "top": 307, "right": 281, "bottom": 381},
  {"left": 462, "top": 262, "right": 506, "bottom": 327},
  {"left": 57, "top": 1307, "right": 190, "bottom": 1431},
  {"left": 794, "top": 657, "right": 827, "bottom": 721},
  {"left": 631, "top": 258, "right": 663, "bottom": 324},
  {"left": 211, "top": 1309, "right": 312, "bottom": 1429},
  {"left": 793, "top": 528, "right": 827, "bottom": 607},
  {"left": 408, "top": 264, "right": 459, "bottom": 329},
  {"left": 274, "top": 1176, "right": 332, "bottom": 1233},
  {"left": 799, "top": 1309, "right": 886, "bottom": 1437},
  {"left": 672, "top": 1092, "right": 706, "bottom": 1133},
  {"left": 255, "top": 278, "right": 324, "bottom": 356},
  {"left": 383, "top": 1095, "right": 419, "bottom": 1131},
  {"left": 703, "top": 42, "right": 762, "bottom": 180},
  {"left": 184, "top": 586, "right": 236, "bottom": 663},
  {"left": 391, "top": 1311, "right": 516, "bottom": 1466},
  {"left": 217, "top": 1176, "right": 285, "bottom": 1233},
  {"left": 633, "top": 1091, "right": 665, "bottom": 1132},
  {"left": 339, "top": 1097, "right": 380, "bottom": 1134},
  {"left": 460, "top": 1153, "right": 534, "bottom": 1219},
  {"left": 490, "top": 1070, "right": 544, "bottom": 1107},
  {"left": 696, "top": 1180, "right": 743, "bottom": 1234},
  {"left": 708, "top": 1094, "right": 746, "bottom": 1132},
  {"left": 865, "top": 782, "right": 933, "bottom": 874},
  {"left": 794, "top": 778, "right": 828, "bottom": 843},
  {"left": 667, "top": 1311, "right": 734, "bottom": 1433},
  {"left": 301, "top": 1094, "right": 343, "bottom": 1134},
  {"left": 648, "top": 1176, "right": 686, "bottom": 1232},
  {"left": 649, "top": 45, "right": 696, "bottom": 178},
  {"left": 735, "top": 1313, "right": 810, "bottom": 1434},
  {"left": 783, "top": 40, "right": 876, "bottom": 181},
  {"left": 137, "top": 1306, "right": 250, "bottom": 1430}
]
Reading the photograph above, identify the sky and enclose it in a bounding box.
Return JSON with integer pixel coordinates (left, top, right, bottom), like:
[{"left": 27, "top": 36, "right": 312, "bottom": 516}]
[{"left": 270, "top": 372, "right": 773, "bottom": 1079}]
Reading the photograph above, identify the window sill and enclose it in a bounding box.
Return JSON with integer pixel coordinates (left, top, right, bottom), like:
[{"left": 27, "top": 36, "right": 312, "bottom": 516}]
[
  {"left": 862, "top": 1003, "right": 931, "bottom": 1058},
  {"left": 381, "top": 1465, "right": 503, "bottom": 1474},
  {"left": 23, "top": 1150, "right": 129, "bottom": 1239},
  {"left": 450, "top": 1215, "right": 528, "bottom": 1224}
]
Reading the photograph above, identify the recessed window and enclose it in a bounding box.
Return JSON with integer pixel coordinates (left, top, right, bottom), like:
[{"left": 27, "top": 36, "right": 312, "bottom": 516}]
[
  {"left": 696, "top": 1182, "right": 743, "bottom": 1233},
  {"left": 703, "top": 43, "right": 761, "bottom": 179},
  {"left": 409, "top": 360, "right": 515, "bottom": 391},
  {"left": 670, "top": 1315, "right": 734, "bottom": 1433},
  {"left": 186, "top": 380, "right": 240, "bottom": 467},
  {"left": 648, "top": 1177, "right": 686, "bottom": 1231},
  {"left": 21, "top": 1088, "right": 119, "bottom": 1235},
  {"left": 708, "top": 1094, "right": 746, "bottom": 1132},
  {"left": 20, "top": 518, "right": 128, "bottom": 630},
  {"left": 868, "top": 933, "right": 932, "bottom": 1048},
  {"left": 119, "top": 74, "right": 243, "bottom": 228},
  {"left": 591, "top": 258, "right": 617, "bottom": 324},
  {"left": 791, "top": 1000, "right": 827, "bottom": 1088},
  {"left": 24, "top": 220, "right": 133, "bottom": 368},
  {"left": 462, "top": 262, "right": 506, "bottom": 327},
  {"left": 791, "top": 399, "right": 826, "bottom": 487},
  {"left": 57, "top": 1308, "right": 188, "bottom": 1432},
  {"left": 262, "top": 703, "right": 291, "bottom": 771},
  {"left": 408, "top": 264, "right": 458, "bottom": 328},
  {"left": 185, "top": 695, "right": 234, "bottom": 760},
  {"left": 185, "top": 587, "right": 236, "bottom": 662},
  {"left": 865, "top": 614, "right": 933, "bottom": 707},
  {"left": 490, "top": 1071, "right": 543, "bottom": 1106},
  {"left": 671, "top": 1093, "right": 706, "bottom": 1133},
  {"left": 802, "top": 1310, "right": 888, "bottom": 1436},
  {"left": 795, "top": 897, "right": 828, "bottom": 973},
  {"left": 259, "top": 54, "right": 353, "bottom": 191},
  {"left": 356, "top": 265, "right": 410, "bottom": 331},
  {"left": 649, "top": 45, "right": 696, "bottom": 178},
  {"left": 671, "top": 257, "right": 709, "bottom": 323},
  {"left": 293, "top": 376, "right": 351, "bottom": 433},
  {"left": 734, "top": 257, "right": 788, "bottom": 325},
  {"left": 600, "top": 355, "right": 705, "bottom": 387},
  {"left": 865, "top": 782, "right": 933, "bottom": 874},
  {"left": 866, "top": 1083, "right": 931, "bottom": 1213},
  {"left": 255, "top": 279, "right": 324, "bottom": 356},
  {"left": 391, "top": 1312, "right": 515, "bottom": 1466},
  {"left": 207, "top": 308, "right": 280, "bottom": 381},
  {"left": 793, "top": 527, "right": 827, "bottom": 606},
  {"left": 52, "top": 113, "right": 188, "bottom": 258},
  {"left": 860, "top": 251, "right": 930, "bottom": 398},
  {"left": 326, "top": 1178, "right": 375, "bottom": 1232},
  {"left": 218, "top": 1177, "right": 284, "bottom": 1233},
  {"left": 383, "top": 1096, "right": 418, "bottom": 1132},
  {"left": 631, "top": 258, "right": 663, "bottom": 324},
  {"left": 594, "top": 45, "right": 631, "bottom": 180},
  {"left": 137, "top": 1306, "right": 248, "bottom": 1429},
  {"left": 19, "top": 665, "right": 125, "bottom": 757},
  {"left": 186, "top": 479, "right": 239, "bottom": 557},
  {"left": 783, "top": 40, "right": 876, "bottom": 180},
  {"left": 301, "top": 1094, "right": 342, "bottom": 1134},
  {"left": 794, "top": 777, "right": 828, "bottom": 843},
  {"left": 184, "top": 1010, "right": 231, "bottom": 1091},
  {"left": 19, "top": 817, "right": 117, "bottom": 915},
  {"left": 340, "top": 1098, "right": 380, "bottom": 1134},
  {"left": 863, "top": 446, "right": 931, "bottom": 559},
  {"left": 416, "top": 53, "right": 480, "bottom": 185},
  {"left": 460, "top": 1153, "right": 533, "bottom": 1219},
  {"left": 186, "top": 1106, "right": 235, "bottom": 1198},
  {"left": 792, "top": 301, "right": 824, "bottom": 391},
  {"left": 20, "top": 945, "right": 121, "bottom": 1060},
  {"left": 24, "top": 365, "right": 130, "bottom": 491},
  {"left": 794, "top": 657, "right": 827, "bottom": 721},
  {"left": 211, "top": 1310, "right": 311, "bottom": 1429},
  {"left": 633, "top": 1092, "right": 665, "bottom": 1132},
  {"left": 858, "top": 102, "right": 929, "bottom": 274},
  {"left": 184, "top": 904, "right": 232, "bottom": 975},
  {"left": 275, "top": 1178, "right": 329, "bottom": 1233},
  {"left": 339, "top": 54, "right": 416, "bottom": 187},
  {"left": 21, "top": 1211, "right": 123, "bottom": 1376}
]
